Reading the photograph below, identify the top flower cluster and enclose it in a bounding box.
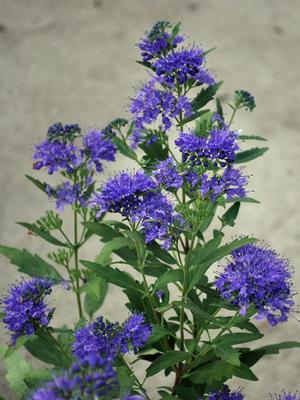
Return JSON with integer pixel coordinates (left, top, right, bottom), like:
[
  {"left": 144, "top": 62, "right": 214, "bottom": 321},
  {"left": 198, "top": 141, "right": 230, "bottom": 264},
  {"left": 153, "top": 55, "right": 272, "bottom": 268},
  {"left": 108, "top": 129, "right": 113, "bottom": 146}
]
[{"left": 130, "top": 21, "right": 215, "bottom": 147}]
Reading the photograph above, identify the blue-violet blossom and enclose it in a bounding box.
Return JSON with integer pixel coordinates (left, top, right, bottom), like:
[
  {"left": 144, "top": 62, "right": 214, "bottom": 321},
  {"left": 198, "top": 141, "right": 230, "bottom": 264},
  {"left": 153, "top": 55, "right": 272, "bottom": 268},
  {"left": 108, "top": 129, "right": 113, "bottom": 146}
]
[
  {"left": 215, "top": 243, "right": 294, "bottom": 326},
  {"left": 1, "top": 278, "right": 54, "bottom": 344}
]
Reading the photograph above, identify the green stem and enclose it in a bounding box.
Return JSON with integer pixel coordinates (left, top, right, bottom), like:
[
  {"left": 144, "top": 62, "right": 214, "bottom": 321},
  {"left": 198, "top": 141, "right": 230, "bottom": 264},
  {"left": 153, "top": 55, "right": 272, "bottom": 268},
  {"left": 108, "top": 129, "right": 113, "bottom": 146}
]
[
  {"left": 119, "top": 356, "right": 150, "bottom": 400},
  {"left": 73, "top": 195, "right": 83, "bottom": 319}
]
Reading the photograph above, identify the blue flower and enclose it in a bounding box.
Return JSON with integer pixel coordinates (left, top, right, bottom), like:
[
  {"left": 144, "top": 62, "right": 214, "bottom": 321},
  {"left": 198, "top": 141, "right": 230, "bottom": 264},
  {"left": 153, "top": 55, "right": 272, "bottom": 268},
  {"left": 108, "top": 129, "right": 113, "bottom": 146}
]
[
  {"left": 1, "top": 278, "right": 54, "bottom": 344},
  {"left": 203, "top": 386, "right": 244, "bottom": 400},
  {"left": 153, "top": 158, "right": 183, "bottom": 190},
  {"left": 72, "top": 314, "right": 152, "bottom": 360},
  {"left": 33, "top": 140, "right": 82, "bottom": 175},
  {"left": 175, "top": 127, "right": 239, "bottom": 165},
  {"left": 153, "top": 47, "right": 215, "bottom": 87},
  {"left": 72, "top": 317, "right": 121, "bottom": 360},
  {"left": 30, "top": 354, "right": 118, "bottom": 400},
  {"left": 137, "top": 21, "right": 184, "bottom": 62},
  {"left": 82, "top": 129, "right": 117, "bottom": 172},
  {"left": 120, "top": 314, "right": 152, "bottom": 353},
  {"left": 92, "top": 171, "right": 184, "bottom": 248},
  {"left": 130, "top": 80, "right": 192, "bottom": 147},
  {"left": 271, "top": 392, "right": 300, "bottom": 400},
  {"left": 215, "top": 243, "right": 294, "bottom": 325},
  {"left": 91, "top": 171, "right": 157, "bottom": 217}
]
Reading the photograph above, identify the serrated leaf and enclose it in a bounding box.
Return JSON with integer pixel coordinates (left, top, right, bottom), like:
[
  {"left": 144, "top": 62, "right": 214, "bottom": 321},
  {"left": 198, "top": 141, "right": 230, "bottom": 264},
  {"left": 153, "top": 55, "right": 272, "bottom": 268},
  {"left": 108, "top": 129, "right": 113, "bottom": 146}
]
[
  {"left": 25, "top": 174, "right": 48, "bottom": 194},
  {"left": 238, "top": 134, "right": 267, "bottom": 141},
  {"left": 219, "top": 202, "right": 240, "bottom": 227},
  {"left": 181, "top": 109, "right": 209, "bottom": 125},
  {"left": 25, "top": 334, "right": 71, "bottom": 368},
  {"left": 0, "top": 245, "right": 62, "bottom": 282},
  {"left": 0, "top": 346, "right": 32, "bottom": 396},
  {"left": 96, "top": 237, "right": 134, "bottom": 265},
  {"left": 17, "top": 222, "right": 69, "bottom": 247},
  {"left": 189, "top": 359, "right": 234, "bottom": 384},
  {"left": 235, "top": 147, "right": 268, "bottom": 163},
  {"left": 148, "top": 325, "right": 174, "bottom": 345},
  {"left": 153, "top": 269, "right": 183, "bottom": 291},
  {"left": 81, "top": 261, "right": 144, "bottom": 292},
  {"left": 146, "top": 351, "right": 190, "bottom": 377},
  {"left": 148, "top": 242, "right": 177, "bottom": 264},
  {"left": 83, "top": 276, "right": 108, "bottom": 318},
  {"left": 23, "top": 368, "right": 53, "bottom": 389},
  {"left": 112, "top": 136, "right": 138, "bottom": 161},
  {"left": 217, "top": 332, "right": 263, "bottom": 346},
  {"left": 192, "top": 81, "right": 223, "bottom": 111},
  {"left": 213, "top": 345, "right": 241, "bottom": 366}
]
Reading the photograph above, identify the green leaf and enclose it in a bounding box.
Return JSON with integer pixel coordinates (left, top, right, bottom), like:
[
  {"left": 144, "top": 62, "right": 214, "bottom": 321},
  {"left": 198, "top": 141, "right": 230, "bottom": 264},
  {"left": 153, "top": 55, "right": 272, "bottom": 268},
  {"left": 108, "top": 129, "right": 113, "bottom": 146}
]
[
  {"left": 17, "top": 222, "right": 69, "bottom": 247},
  {"left": 23, "top": 368, "right": 53, "bottom": 389},
  {"left": 84, "top": 222, "right": 123, "bottom": 242},
  {"left": 0, "top": 346, "right": 32, "bottom": 396},
  {"left": 83, "top": 276, "right": 108, "bottom": 318},
  {"left": 238, "top": 134, "right": 267, "bottom": 141},
  {"left": 117, "top": 364, "right": 136, "bottom": 398},
  {"left": 181, "top": 109, "right": 209, "bottom": 125},
  {"left": 226, "top": 197, "right": 260, "bottom": 204},
  {"left": 213, "top": 345, "right": 241, "bottom": 366},
  {"left": 235, "top": 147, "right": 268, "bottom": 163},
  {"left": 25, "top": 334, "right": 71, "bottom": 368},
  {"left": 81, "top": 261, "right": 143, "bottom": 292},
  {"left": 153, "top": 269, "right": 183, "bottom": 291},
  {"left": 112, "top": 136, "right": 138, "bottom": 161},
  {"left": 25, "top": 174, "right": 48, "bottom": 194},
  {"left": 146, "top": 351, "right": 190, "bottom": 377},
  {"left": 233, "top": 362, "right": 258, "bottom": 381},
  {"left": 216, "top": 97, "right": 224, "bottom": 121},
  {"left": 96, "top": 237, "right": 134, "bottom": 265},
  {"left": 255, "top": 341, "right": 300, "bottom": 355},
  {"left": 192, "top": 81, "right": 223, "bottom": 111},
  {"left": 148, "top": 325, "right": 174, "bottom": 345},
  {"left": 217, "top": 332, "right": 263, "bottom": 346},
  {"left": 0, "top": 245, "right": 62, "bottom": 281},
  {"left": 189, "top": 359, "right": 234, "bottom": 384},
  {"left": 219, "top": 202, "right": 240, "bottom": 227},
  {"left": 147, "top": 242, "right": 177, "bottom": 264}
]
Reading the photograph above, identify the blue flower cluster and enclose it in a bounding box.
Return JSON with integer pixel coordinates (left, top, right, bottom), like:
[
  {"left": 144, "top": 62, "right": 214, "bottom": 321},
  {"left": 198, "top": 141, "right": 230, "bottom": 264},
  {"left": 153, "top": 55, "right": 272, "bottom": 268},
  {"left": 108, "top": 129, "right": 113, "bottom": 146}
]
[
  {"left": 72, "top": 314, "right": 151, "bottom": 360},
  {"left": 271, "top": 392, "right": 300, "bottom": 400},
  {"left": 130, "top": 80, "right": 192, "bottom": 148},
  {"left": 131, "top": 22, "right": 215, "bottom": 147},
  {"left": 92, "top": 171, "right": 183, "bottom": 248},
  {"left": 1, "top": 278, "right": 54, "bottom": 344},
  {"left": 174, "top": 125, "right": 248, "bottom": 201},
  {"left": 33, "top": 122, "right": 117, "bottom": 211},
  {"left": 30, "top": 354, "right": 118, "bottom": 400},
  {"left": 153, "top": 157, "right": 183, "bottom": 190},
  {"left": 203, "top": 386, "right": 244, "bottom": 400},
  {"left": 215, "top": 243, "right": 294, "bottom": 326}
]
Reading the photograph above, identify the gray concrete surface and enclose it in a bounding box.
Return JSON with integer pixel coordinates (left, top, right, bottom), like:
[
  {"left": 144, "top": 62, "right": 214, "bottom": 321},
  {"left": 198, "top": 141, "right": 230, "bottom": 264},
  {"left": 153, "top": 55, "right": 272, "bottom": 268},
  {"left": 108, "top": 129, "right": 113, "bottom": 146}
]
[{"left": 0, "top": 0, "right": 300, "bottom": 398}]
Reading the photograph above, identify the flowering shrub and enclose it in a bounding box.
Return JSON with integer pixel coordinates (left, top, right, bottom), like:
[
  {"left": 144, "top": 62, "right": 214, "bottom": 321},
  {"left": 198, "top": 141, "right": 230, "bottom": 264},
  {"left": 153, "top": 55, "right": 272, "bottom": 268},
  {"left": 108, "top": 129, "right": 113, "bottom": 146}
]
[{"left": 0, "top": 21, "right": 299, "bottom": 399}]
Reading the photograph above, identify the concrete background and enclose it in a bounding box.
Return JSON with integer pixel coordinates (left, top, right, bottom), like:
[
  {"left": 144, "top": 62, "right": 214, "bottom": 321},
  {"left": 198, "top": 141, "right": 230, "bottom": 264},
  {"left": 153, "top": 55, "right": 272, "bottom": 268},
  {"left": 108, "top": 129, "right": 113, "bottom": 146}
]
[{"left": 0, "top": 0, "right": 300, "bottom": 398}]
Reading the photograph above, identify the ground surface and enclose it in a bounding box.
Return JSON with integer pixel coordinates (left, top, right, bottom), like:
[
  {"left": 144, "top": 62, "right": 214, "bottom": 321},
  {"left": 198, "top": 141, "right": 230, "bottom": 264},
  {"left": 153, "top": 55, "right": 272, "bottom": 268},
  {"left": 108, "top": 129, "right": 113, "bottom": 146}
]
[{"left": 0, "top": 0, "right": 300, "bottom": 398}]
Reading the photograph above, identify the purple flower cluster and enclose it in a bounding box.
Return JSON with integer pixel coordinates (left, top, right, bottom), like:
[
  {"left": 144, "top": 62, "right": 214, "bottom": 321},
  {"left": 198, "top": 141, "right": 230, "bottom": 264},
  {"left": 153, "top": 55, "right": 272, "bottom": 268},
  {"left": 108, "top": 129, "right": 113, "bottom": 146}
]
[
  {"left": 30, "top": 354, "right": 118, "bottom": 400},
  {"left": 1, "top": 278, "right": 54, "bottom": 344},
  {"left": 46, "top": 176, "right": 94, "bottom": 211},
  {"left": 174, "top": 126, "right": 248, "bottom": 201},
  {"left": 176, "top": 127, "right": 239, "bottom": 165},
  {"left": 72, "top": 314, "right": 151, "bottom": 360},
  {"left": 137, "top": 21, "right": 184, "bottom": 62},
  {"left": 82, "top": 129, "right": 117, "bottom": 172},
  {"left": 271, "top": 392, "right": 300, "bottom": 400},
  {"left": 215, "top": 243, "right": 294, "bottom": 326},
  {"left": 130, "top": 80, "right": 192, "bottom": 148},
  {"left": 201, "top": 166, "right": 248, "bottom": 202},
  {"left": 92, "top": 171, "right": 183, "bottom": 248},
  {"left": 33, "top": 122, "right": 117, "bottom": 211},
  {"left": 153, "top": 47, "right": 215, "bottom": 87},
  {"left": 203, "top": 386, "right": 244, "bottom": 400},
  {"left": 153, "top": 158, "right": 183, "bottom": 190}
]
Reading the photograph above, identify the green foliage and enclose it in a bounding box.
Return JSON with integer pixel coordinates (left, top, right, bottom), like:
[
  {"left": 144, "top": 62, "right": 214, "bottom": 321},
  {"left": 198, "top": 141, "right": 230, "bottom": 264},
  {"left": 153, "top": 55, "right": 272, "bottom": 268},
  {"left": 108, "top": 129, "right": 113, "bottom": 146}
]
[
  {"left": 235, "top": 147, "right": 269, "bottom": 163},
  {"left": 0, "top": 245, "right": 62, "bottom": 281},
  {"left": 146, "top": 351, "right": 191, "bottom": 377}
]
